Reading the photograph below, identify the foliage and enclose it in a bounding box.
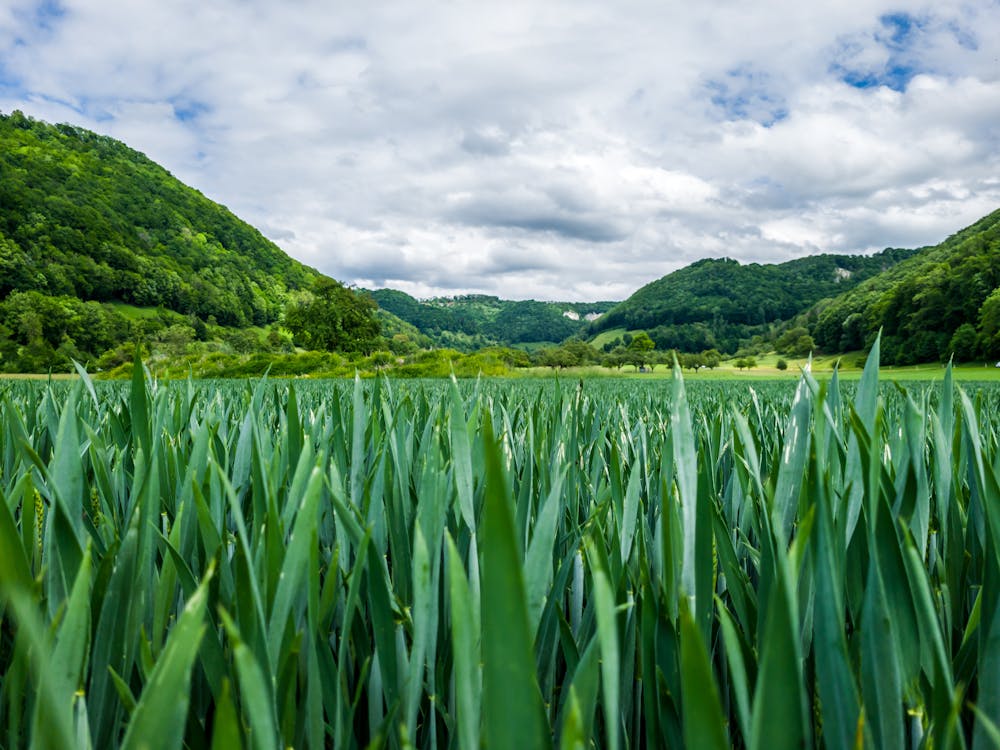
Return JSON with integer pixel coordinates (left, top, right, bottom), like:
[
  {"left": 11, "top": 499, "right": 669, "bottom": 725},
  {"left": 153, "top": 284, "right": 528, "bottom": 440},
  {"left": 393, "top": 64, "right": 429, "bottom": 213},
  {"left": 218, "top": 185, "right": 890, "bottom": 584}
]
[
  {"left": 591, "top": 248, "right": 916, "bottom": 352},
  {"left": 1, "top": 355, "right": 1000, "bottom": 749},
  {"left": 368, "top": 289, "right": 615, "bottom": 348},
  {"left": 536, "top": 339, "right": 602, "bottom": 370},
  {"left": 812, "top": 208, "right": 1000, "bottom": 363},
  {"left": 0, "top": 111, "right": 317, "bottom": 328},
  {"left": 0, "top": 111, "right": 392, "bottom": 369},
  {"left": 284, "top": 278, "right": 381, "bottom": 354},
  {"left": 775, "top": 326, "right": 815, "bottom": 356}
]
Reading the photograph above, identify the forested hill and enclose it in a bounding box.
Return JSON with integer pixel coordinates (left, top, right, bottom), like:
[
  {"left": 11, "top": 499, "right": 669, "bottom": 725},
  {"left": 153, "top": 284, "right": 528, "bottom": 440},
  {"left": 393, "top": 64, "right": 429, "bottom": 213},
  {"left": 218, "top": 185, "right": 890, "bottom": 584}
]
[
  {"left": 0, "top": 109, "right": 317, "bottom": 327},
  {"left": 367, "top": 289, "right": 616, "bottom": 349},
  {"left": 588, "top": 249, "right": 916, "bottom": 353},
  {"left": 812, "top": 208, "right": 1000, "bottom": 364}
]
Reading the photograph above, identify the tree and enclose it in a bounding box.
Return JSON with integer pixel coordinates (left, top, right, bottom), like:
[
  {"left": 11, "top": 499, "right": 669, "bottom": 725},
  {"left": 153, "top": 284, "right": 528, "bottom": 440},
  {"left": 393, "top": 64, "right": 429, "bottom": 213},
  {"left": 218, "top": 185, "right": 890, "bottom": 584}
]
[
  {"left": 792, "top": 334, "right": 815, "bottom": 357},
  {"left": 979, "top": 288, "right": 1000, "bottom": 359},
  {"left": 839, "top": 312, "right": 866, "bottom": 351},
  {"left": 561, "top": 339, "right": 601, "bottom": 365},
  {"left": 538, "top": 346, "right": 576, "bottom": 370},
  {"left": 649, "top": 350, "right": 674, "bottom": 371},
  {"left": 628, "top": 331, "right": 655, "bottom": 367},
  {"left": 776, "top": 358, "right": 788, "bottom": 371},
  {"left": 948, "top": 323, "right": 979, "bottom": 362},
  {"left": 701, "top": 349, "right": 721, "bottom": 369},
  {"left": 602, "top": 346, "right": 629, "bottom": 370},
  {"left": 776, "top": 326, "right": 814, "bottom": 355},
  {"left": 681, "top": 352, "right": 704, "bottom": 371},
  {"left": 284, "top": 277, "right": 381, "bottom": 354}
]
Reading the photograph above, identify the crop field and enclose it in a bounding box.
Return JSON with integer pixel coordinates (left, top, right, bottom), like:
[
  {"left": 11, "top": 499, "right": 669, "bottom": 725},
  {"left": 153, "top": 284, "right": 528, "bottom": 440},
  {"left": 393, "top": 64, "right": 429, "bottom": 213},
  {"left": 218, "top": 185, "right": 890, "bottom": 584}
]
[{"left": 2, "top": 345, "right": 1000, "bottom": 749}]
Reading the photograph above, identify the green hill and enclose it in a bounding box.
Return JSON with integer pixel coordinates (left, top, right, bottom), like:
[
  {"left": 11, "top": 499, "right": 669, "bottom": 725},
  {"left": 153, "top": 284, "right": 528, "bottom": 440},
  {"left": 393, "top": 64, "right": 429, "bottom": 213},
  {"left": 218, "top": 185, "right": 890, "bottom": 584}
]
[
  {"left": 0, "top": 110, "right": 382, "bottom": 371},
  {"left": 588, "top": 249, "right": 917, "bottom": 354},
  {"left": 367, "top": 289, "right": 615, "bottom": 349},
  {"left": 811, "top": 208, "right": 1000, "bottom": 364},
  {"left": 0, "top": 110, "right": 318, "bottom": 324}
]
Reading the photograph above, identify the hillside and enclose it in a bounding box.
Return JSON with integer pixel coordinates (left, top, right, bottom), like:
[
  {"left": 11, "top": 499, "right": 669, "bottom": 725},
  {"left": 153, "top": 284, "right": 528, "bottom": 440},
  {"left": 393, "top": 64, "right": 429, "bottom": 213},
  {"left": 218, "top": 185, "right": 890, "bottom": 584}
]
[
  {"left": 368, "top": 289, "right": 615, "bottom": 349},
  {"left": 0, "top": 111, "right": 388, "bottom": 371},
  {"left": 811, "top": 208, "right": 1000, "bottom": 364},
  {"left": 589, "top": 249, "right": 917, "bottom": 353},
  {"left": 0, "top": 110, "right": 318, "bottom": 325}
]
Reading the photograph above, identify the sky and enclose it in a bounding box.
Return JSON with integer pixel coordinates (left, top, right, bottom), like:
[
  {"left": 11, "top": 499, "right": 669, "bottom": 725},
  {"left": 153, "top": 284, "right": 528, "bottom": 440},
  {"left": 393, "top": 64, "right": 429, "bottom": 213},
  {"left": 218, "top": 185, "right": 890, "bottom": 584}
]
[{"left": 1, "top": 1, "right": 999, "bottom": 301}]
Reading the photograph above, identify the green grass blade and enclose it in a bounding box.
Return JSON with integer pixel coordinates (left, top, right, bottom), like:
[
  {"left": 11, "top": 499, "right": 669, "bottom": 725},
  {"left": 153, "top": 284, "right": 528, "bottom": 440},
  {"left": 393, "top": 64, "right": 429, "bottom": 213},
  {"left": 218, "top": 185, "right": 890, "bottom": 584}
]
[
  {"left": 558, "top": 639, "right": 600, "bottom": 750},
  {"left": 860, "top": 556, "right": 904, "bottom": 750},
  {"left": 449, "top": 376, "right": 476, "bottom": 530},
  {"left": 446, "top": 531, "right": 480, "bottom": 750},
  {"left": 671, "top": 359, "right": 699, "bottom": 615},
  {"left": 750, "top": 546, "right": 809, "bottom": 750},
  {"left": 3, "top": 590, "right": 77, "bottom": 750},
  {"left": 480, "top": 421, "right": 551, "bottom": 750},
  {"left": 121, "top": 566, "right": 213, "bottom": 750},
  {"left": 679, "top": 600, "right": 728, "bottom": 750},
  {"left": 266, "top": 466, "right": 324, "bottom": 669},
  {"left": 220, "top": 609, "right": 280, "bottom": 750},
  {"left": 525, "top": 467, "right": 565, "bottom": 636},
  {"left": 587, "top": 536, "right": 620, "bottom": 750},
  {"left": 211, "top": 679, "right": 244, "bottom": 750}
]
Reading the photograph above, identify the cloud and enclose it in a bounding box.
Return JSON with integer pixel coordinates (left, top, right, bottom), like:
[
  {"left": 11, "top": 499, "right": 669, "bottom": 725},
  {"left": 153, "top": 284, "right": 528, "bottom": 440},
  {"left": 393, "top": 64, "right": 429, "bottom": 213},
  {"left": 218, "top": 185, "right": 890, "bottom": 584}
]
[{"left": 1, "top": 0, "right": 999, "bottom": 301}]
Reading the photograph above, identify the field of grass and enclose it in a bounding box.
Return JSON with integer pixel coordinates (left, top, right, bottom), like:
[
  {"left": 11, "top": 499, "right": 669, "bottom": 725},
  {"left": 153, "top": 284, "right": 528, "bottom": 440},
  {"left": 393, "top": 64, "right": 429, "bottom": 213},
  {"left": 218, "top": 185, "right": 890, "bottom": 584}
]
[
  {"left": 523, "top": 354, "right": 1000, "bottom": 383},
  {"left": 587, "top": 327, "right": 631, "bottom": 349},
  {"left": 2, "top": 343, "right": 1000, "bottom": 748}
]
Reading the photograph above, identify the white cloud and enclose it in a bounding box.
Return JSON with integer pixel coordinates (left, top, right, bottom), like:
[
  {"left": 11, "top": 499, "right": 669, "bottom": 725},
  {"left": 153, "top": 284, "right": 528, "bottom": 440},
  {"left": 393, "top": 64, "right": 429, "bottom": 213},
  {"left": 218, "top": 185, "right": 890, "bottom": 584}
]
[{"left": 1, "top": 0, "right": 999, "bottom": 300}]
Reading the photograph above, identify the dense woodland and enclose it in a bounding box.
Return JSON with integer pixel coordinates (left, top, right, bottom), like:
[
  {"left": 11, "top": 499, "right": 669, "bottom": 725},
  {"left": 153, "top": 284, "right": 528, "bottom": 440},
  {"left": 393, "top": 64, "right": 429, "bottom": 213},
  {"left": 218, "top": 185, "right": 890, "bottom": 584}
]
[
  {"left": 0, "top": 111, "right": 381, "bottom": 371},
  {"left": 590, "top": 250, "right": 917, "bottom": 354},
  {"left": 811, "top": 208, "right": 1000, "bottom": 363},
  {"left": 368, "top": 290, "right": 614, "bottom": 349}
]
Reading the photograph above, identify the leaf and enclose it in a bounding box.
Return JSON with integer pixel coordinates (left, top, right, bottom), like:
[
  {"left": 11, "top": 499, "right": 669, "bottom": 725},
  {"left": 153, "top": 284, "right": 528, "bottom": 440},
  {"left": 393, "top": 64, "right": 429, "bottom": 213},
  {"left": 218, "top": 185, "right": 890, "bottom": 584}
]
[
  {"left": 446, "top": 532, "right": 480, "bottom": 750},
  {"left": 671, "top": 360, "right": 699, "bottom": 614},
  {"left": 480, "top": 420, "right": 551, "bottom": 750},
  {"left": 525, "top": 467, "right": 565, "bottom": 636},
  {"left": 679, "top": 600, "right": 729, "bottom": 750},
  {"left": 2, "top": 589, "right": 77, "bottom": 750},
  {"left": 750, "top": 545, "right": 809, "bottom": 750},
  {"left": 587, "top": 536, "right": 621, "bottom": 750},
  {"left": 449, "top": 376, "right": 476, "bottom": 530},
  {"left": 559, "top": 639, "right": 601, "bottom": 750},
  {"left": 211, "top": 679, "right": 244, "bottom": 750},
  {"left": 770, "top": 373, "right": 811, "bottom": 543},
  {"left": 266, "top": 466, "right": 324, "bottom": 670},
  {"left": 121, "top": 566, "right": 212, "bottom": 750},
  {"left": 860, "top": 555, "right": 904, "bottom": 750},
  {"left": 220, "top": 609, "right": 280, "bottom": 750}
]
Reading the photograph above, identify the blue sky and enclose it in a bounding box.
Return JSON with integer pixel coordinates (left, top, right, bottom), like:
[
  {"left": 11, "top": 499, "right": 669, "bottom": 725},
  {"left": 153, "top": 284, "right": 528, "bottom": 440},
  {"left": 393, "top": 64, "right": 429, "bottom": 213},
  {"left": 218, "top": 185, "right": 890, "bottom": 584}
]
[{"left": 1, "top": 0, "right": 999, "bottom": 300}]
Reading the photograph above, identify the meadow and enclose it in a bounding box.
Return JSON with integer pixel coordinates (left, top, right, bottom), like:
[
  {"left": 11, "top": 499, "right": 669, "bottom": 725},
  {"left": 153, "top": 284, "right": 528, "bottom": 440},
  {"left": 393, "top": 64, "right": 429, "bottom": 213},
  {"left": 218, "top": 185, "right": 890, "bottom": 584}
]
[{"left": 2, "top": 343, "right": 1000, "bottom": 749}]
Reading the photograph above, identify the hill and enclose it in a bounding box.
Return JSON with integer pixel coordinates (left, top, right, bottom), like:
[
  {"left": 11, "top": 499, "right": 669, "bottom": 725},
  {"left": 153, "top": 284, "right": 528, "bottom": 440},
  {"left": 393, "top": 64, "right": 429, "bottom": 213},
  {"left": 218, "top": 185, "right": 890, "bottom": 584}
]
[
  {"left": 811, "top": 208, "right": 1000, "bottom": 364},
  {"left": 0, "top": 110, "right": 382, "bottom": 371},
  {"left": 367, "top": 289, "right": 615, "bottom": 349},
  {"left": 588, "top": 249, "right": 917, "bottom": 354},
  {"left": 0, "top": 110, "right": 320, "bottom": 325}
]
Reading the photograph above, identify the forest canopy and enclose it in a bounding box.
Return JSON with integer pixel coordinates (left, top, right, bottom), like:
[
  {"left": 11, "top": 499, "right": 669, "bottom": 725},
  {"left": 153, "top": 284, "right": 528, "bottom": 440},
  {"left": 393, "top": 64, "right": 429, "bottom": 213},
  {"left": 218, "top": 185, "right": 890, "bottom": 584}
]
[{"left": 0, "top": 111, "right": 380, "bottom": 370}]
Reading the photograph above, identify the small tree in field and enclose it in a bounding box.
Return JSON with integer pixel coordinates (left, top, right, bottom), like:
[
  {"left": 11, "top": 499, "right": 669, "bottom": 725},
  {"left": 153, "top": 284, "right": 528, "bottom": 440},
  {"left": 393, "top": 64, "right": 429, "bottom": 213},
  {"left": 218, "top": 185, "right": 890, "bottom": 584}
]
[{"left": 628, "top": 331, "right": 655, "bottom": 368}]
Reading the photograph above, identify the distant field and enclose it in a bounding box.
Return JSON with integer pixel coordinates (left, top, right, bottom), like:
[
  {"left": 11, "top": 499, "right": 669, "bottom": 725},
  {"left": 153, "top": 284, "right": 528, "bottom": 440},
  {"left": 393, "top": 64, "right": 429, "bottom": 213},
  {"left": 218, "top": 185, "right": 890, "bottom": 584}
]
[
  {"left": 0, "top": 372, "right": 78, "bottom": 380},
  {"left": 523, "top": 360, "right": 1000, "bottom": 382}
]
